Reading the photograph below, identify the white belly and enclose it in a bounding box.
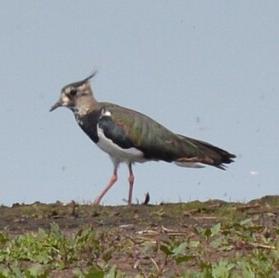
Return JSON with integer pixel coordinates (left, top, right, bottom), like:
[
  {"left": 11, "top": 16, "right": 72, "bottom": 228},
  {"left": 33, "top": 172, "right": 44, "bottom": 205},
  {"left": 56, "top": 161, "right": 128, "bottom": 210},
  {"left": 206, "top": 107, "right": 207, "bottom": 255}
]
[{"left": 96, "top": 125, "right": 146, "bottom": 163}]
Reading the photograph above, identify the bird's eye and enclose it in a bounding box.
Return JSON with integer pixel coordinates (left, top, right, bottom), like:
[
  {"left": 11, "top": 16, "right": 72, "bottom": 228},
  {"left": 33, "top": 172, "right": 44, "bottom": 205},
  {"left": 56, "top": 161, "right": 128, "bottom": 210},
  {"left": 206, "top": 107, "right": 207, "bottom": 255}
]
[{"left": 69, "top": 88, "right": 77, "bottom": 96}]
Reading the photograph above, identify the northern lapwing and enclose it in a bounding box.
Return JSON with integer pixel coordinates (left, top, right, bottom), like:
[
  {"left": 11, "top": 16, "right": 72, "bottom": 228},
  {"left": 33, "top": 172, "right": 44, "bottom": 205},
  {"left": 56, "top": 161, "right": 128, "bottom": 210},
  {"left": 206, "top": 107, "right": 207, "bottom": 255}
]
[{"left": 50, "top": 72, "right": 235, "bottom": 205}]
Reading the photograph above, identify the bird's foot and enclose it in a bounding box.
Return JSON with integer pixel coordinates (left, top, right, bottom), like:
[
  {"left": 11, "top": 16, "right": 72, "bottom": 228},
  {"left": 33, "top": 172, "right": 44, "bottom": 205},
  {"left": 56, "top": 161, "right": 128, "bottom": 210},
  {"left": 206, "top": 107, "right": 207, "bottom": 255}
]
[{"left": 93, "top": 198, "right": 102, "bottom": 206}]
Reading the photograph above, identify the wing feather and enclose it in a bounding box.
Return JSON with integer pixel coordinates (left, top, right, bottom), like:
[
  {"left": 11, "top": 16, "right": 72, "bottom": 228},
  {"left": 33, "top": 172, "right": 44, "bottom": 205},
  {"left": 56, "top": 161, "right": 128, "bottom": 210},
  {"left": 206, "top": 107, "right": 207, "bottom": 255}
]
[{"left": 98, "top": 104, "right": 199, "bottom": 162}]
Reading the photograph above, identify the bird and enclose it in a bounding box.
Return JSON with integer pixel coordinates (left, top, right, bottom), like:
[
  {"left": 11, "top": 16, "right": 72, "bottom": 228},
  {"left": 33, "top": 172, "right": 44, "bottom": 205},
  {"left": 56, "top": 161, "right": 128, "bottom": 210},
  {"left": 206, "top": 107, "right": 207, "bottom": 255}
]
[{"left": 50, "top": 72, "right": 235, "bottom": 205}]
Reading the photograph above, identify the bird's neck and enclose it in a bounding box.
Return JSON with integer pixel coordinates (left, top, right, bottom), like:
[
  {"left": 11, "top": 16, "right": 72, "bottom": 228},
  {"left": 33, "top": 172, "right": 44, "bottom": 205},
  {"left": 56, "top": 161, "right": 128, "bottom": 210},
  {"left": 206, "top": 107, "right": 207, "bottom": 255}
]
[{"left": 73, "top": 95, "right": 98, "bottom": 117}]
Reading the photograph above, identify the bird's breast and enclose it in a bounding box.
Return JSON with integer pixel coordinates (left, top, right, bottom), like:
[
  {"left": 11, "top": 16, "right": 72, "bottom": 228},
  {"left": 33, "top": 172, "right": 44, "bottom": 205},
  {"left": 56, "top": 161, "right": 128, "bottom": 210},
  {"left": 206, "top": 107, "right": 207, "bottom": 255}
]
[{"left": 75, "top": 111, "right": 100, "bottom": 143}]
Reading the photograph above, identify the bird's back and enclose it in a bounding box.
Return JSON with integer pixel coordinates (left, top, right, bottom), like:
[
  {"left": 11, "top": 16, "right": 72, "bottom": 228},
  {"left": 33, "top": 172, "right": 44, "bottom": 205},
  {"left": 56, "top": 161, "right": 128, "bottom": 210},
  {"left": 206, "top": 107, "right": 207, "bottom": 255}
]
[{"left": 77, "top": 102, "right": 235, "bottom": 168}]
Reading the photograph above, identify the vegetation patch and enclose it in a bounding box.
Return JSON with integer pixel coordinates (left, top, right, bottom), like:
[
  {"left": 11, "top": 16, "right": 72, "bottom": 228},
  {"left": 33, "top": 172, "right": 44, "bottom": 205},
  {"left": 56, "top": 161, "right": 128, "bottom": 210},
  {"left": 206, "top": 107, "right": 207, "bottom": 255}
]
[{"left": 0, "top": 196, "right": 278, "bottom": 277}]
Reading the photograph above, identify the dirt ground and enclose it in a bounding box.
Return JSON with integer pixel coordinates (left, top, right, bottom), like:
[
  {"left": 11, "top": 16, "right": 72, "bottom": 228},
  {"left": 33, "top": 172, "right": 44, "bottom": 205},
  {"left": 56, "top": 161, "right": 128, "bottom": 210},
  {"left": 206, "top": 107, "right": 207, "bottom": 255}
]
[
  {"left": 0, "top": 195, "right": 278, "bottom": 277},
  {"left": 1, "top": 196, "right": 278, "bottom": 234}
]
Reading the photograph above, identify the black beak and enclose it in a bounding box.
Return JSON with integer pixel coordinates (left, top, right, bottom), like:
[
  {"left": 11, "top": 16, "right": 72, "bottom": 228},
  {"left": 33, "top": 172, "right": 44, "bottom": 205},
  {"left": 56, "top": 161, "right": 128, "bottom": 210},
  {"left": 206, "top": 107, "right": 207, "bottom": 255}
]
[{"left": 49, "top": 100, "right": 62, "bottom": 112}]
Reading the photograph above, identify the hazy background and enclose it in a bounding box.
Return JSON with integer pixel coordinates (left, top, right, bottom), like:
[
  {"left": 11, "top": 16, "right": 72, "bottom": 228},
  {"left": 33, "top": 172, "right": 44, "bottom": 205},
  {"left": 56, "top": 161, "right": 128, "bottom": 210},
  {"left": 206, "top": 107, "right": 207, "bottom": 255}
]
[{"left": 1, "top": 1, "right": 278, "bottom": 205}]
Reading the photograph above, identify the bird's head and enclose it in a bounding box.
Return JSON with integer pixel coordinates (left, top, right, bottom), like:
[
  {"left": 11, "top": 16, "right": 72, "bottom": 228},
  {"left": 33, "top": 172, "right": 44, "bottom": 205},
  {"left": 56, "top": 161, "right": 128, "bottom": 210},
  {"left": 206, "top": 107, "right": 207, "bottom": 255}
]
[{"left": 50, "top": 71, "right": 97, "bottom": 113}]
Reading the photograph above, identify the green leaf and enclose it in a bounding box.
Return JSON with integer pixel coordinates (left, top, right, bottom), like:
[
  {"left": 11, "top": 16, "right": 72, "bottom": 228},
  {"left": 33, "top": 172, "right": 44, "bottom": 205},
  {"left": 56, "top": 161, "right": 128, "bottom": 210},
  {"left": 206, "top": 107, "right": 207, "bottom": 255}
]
[
  {"left": 175, "top": 255, "right": 195, "bottom": 265},
  {"left": 210, "top": 238, "right": 223, "bottom": 249},
  {"left": 72, "top": 268, "right": 84, "bottom": 278},
  {"left": 237, "top": 261, "right": 255, "bottom": 278},
  {"left": 0, "top": 233, "right": 8, "bottom": 245},
  {"left": 160, "top": 244, "right": 173, "bottom": 256},
  {"left": 210, "top": 223, "right": 221, "bottom": 237},
  {"left": 104, "top": 265, "right": 120, "bottom": 278},
  {"left": 25, "top": 263, "right": 48, "bottom": 278},
  {"left": 212, "top": 260, "right": 234, "bottom": 278},
  {"left": 240, "top": 218, "right": 253, "bottom": 227},
  {"left": 189, "top": 240, "right": 200, "bottom": 248},
  {"left": 104, "top": 270, "right": 115, "bottom": 278},
  {"left": 172, "top": 242, "right": 188, "bottom": 257},
  {"left": 204, "top": 228, "right": 212, "bottom": 239},
  {"left": 84, "top": 266, "right": 104, "bottom": 278}
]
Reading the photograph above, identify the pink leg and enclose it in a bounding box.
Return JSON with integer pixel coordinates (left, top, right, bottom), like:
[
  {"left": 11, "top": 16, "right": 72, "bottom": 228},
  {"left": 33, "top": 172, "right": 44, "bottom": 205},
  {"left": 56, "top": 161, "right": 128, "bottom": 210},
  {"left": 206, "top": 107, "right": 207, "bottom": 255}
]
[
  {"left": 128, "top": 163, "right": 135, "bottom": 205},
  {"left": 94, "top": 167, "right": 118, "bottom": 205}
]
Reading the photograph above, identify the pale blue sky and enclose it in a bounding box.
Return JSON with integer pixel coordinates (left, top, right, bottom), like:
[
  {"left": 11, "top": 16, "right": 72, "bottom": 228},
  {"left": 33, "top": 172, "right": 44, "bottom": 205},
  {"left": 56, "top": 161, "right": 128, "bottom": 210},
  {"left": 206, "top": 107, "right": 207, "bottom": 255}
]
[{"left": 1, "top": 1, "right": 278, "bottom": 205}]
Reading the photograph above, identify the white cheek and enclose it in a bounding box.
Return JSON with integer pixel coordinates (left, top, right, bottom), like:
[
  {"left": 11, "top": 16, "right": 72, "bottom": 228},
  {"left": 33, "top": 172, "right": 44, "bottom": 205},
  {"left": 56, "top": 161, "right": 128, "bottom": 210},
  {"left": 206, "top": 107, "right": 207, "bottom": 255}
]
[{"left": 62, "top": 95, "right": 70, "bottom": 105}]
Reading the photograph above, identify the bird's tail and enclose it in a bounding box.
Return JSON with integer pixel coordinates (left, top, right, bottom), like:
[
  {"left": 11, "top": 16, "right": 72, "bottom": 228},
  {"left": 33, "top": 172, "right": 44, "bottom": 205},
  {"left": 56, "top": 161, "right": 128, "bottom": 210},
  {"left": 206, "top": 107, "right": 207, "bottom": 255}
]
[{"left": 175, "top": 135, "right": 236, "bottom": 170}]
